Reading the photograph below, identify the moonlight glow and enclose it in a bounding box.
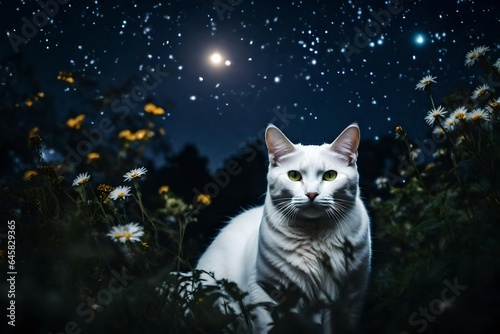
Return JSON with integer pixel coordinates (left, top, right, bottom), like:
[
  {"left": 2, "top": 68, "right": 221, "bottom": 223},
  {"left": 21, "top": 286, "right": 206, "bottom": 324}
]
[
  {"left": 208, "top": 52, "right": 231, "bottom": 68},
  {"left": 210, "top": 53, "right": 222, "bottom": 64},
  {"left": 415, "top": 34, "right": 425, "bottom": 45}
]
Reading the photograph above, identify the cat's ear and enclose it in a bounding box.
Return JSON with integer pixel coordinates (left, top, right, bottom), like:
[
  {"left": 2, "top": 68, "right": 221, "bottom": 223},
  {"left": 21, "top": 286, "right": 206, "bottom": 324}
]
[
  {"left": 265, "top": 124, "right": 295, "bottom": 165},
  {"left": 329, "top": 123, "right": 360, "bottom": 165}
]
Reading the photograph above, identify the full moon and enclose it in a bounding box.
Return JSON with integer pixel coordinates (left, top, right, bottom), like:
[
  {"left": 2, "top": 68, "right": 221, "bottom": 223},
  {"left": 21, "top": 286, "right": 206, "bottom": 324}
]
[{"left": 210, "top": 53, "right": 222, "bottom": 64}]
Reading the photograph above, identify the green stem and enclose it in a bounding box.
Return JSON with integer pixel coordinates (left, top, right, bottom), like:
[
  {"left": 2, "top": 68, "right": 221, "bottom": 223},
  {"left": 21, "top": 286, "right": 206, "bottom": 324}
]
[
  {"left": 176, "top": 216, "right": 185, "bottom": 272},
  {"left": 403, "top": 137, "right": 430, "bottom": 196},
  {"left": 428, "top": 92, "right": 437, "bottom": 110},
  {"left": 133, "top": 180, "right": 146, "bottom": 223},
  {"left": 89, "top": 185, "right": 108, "bottom": 218},
  {"left": 122, "top": 201, "right": 127, "bottom": 224}
]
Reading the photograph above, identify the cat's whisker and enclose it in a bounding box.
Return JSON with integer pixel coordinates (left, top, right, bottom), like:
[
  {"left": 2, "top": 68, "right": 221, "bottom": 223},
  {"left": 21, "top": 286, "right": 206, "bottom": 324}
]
[
  {"left": 327, "top": 207, "right": 349, "bottom": 236},
  {"left": 326, "top": 202, "right": 357, "bottom": 237},
  {"left": 268, "top": 200, "right": 298, "bottom": 230}
]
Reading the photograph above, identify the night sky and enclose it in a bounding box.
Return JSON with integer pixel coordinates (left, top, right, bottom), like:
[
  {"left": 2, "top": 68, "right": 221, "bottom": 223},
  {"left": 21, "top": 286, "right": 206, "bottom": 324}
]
[{"left": 2, "top": 0, "right": 499, "bottom": 170}]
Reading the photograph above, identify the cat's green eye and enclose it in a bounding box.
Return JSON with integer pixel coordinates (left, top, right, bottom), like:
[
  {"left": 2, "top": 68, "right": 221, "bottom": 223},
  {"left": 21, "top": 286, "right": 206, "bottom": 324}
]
[
  {"left": 288, "top": 170, "right": 302, "bottom": 182},
  {"left": 323, "top": 170, "right": 337, "bottom": 181}
]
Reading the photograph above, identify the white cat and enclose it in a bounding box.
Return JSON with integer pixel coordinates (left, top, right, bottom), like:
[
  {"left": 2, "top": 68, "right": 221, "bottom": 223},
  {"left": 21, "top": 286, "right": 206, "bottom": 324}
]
[{"left": 196, "top": 124, "right": 371, "bottom": 333}]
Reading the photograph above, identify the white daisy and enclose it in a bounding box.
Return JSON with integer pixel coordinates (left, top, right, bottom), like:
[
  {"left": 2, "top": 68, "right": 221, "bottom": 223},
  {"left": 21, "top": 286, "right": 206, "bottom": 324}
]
[
  {"left": 107, "top": 225, "right": 126, "bottom": 243},
  {"left": 72, "top": 172, "right": 91, "bottom": 186},
  {"left": 494, "top": 58, "right": 500, "bottom": 72},
  {"left": 410, "top": 148, "right": 422, "bottom": 162},
  {"left": 465, "top": 45, "right": 490, "bottom": 67},
  {"left": 123, "top": 167, "right": 148, "bottom": 182},
  {"left": 468, "top": 108, "right": 490, "bottom": 123},
  {"left": 415, "top": 75, "right": 437, "bottom": 90},
  {"left": 443, "top": 116, "right": 457, "bottom": 131},
  {"left": 107, "top": 223, "right": 144, "bottom": 243},
  {"left": 433, "top": 127, "right": 446, "bottom": 137},
  {"left": 122, "top": 223, "right": 145, "bottom": 243},
  {"left": 450, "top": 107, "right": 468, "bottom": 121},
  {"left": 424, "top": 106, "right": 447, "bottom": 126},
  {"left": 432, "top": 148, "right": 447, "bottom": 158},
  {"left": 109, "top": 185, "right": 131, "bottom": 201},
  {"left": 375, "top": 176, "right": 389, "bottom": 190},
  {"left": 489, "top": 98, "right": 500, "bottom": 110},
  {"left": 471, "top": 84, "right": 490, "bottom": 100}
]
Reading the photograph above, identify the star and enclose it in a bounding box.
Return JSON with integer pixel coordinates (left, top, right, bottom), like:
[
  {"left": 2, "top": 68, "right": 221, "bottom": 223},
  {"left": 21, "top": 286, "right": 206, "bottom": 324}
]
[{"left": 415, "top": 34, "right": 425, "bottom": 45}]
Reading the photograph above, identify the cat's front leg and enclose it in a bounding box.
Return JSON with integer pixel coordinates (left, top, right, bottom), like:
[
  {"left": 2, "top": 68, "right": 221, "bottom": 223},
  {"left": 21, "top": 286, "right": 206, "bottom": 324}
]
[
  {"left": 320, "top": 309, "right": 334, "bottom": 334},
  {"left": 247, "top": 282, "right": 276, "bottom": 334},
  {"left": 251, "top": 304, "right": 273, "bottom": 334},
  {"left": 329, "top": 264, "right": 370, "bottom": 333}
]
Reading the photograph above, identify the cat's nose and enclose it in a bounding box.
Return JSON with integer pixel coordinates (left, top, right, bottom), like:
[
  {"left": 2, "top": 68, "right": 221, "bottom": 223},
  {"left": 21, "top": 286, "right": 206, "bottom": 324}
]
[{"left": 306, "top": 192, "right": 319, "bottom": 201}]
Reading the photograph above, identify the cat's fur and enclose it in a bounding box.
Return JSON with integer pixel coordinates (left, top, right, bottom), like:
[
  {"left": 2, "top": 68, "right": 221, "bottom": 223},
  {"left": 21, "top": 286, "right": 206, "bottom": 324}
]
[{"left": 196, "top": 124, "right": 371, "bottom": 333}]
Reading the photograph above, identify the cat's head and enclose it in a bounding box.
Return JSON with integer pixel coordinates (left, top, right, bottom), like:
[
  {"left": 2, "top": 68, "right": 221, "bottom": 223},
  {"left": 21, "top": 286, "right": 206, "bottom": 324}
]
[{"left": 264, "top": 124, "right": 360, "bottom": 222}]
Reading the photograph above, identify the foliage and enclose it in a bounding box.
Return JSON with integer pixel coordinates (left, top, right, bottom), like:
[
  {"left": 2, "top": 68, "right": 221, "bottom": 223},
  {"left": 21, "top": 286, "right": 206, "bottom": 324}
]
[{"left": 366, "top": 45, "right": 500, "bottom": 333}]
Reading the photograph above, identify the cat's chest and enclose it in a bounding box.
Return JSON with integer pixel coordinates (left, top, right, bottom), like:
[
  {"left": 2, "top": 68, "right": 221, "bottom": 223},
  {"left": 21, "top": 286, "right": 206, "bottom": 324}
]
[
  {"left": 286, "top": 233, "right": 349, "bottom": 278},
  {"left": 258, "top": 222, "right": 351, "bottom": 285}
]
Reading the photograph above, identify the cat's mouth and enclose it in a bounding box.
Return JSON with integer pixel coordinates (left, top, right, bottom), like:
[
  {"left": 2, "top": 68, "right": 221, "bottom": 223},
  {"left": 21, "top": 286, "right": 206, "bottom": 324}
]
[
  {"left": 296, "top": 197, "right": 329, "bottom": 208},
  {"left": 296, "top": 201, "right": 327, "bottom": 219}
]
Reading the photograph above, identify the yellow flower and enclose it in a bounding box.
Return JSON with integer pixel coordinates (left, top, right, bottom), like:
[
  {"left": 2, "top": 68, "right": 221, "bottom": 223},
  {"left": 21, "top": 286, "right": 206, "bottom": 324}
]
[
  {"left": 144, "top": 102, "right": 165, "bottom": 115},
  {"left": 37, "top": 92, "right": 45, "bottom": 98},
  {"left": 57, "top": 71, "right": 75, "bottom": 84},
  {"left": 158, "top": 185, "right": 170, "bottom": 195},
  {"left": 197, "top": 194, "right": 212, "bottom": 206},
  {"left": 28, "top": 134, "right": 43, "bottom": 147},
  {"left": 395, "top": 126, "right": 406, "bottom": 138},
  {"left": 135, "top": 129, "right": 148, "bottom": 140},
  {"left": 87, "top": 152, "right": 100, "bottom": 163},
  {"left": 24, "top": 170, "right": 38, "bottom": 181},
  {"left": 66, "top": 114, "right": 85, "bottom": 129},
  {"left": 135, "top": 129, "right": 154, "bottom": 141},
  {"left": 118, "top": 129, "right": 153, "bottom": 141},
  {"left": 118, "top": 129, "right": 133, "bottom": 139},
  {"left": 97, "top": 184, "right": 114, "bottom": 202},
  {"left": 29, "top": 127, "right": 39, "bottom": 137},
  {"left": 424, "top": 163, "right": 436, "bottom": 172},
  {"left": 25, "top": 99, "right": 33, "bottom": 107}
]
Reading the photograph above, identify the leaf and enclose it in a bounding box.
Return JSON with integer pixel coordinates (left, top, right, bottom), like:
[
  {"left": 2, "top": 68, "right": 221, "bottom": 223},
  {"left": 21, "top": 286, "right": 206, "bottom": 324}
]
[
  {"left": 410, "top": 217, "right": 444, "bottom": 234},
  {"left": 396, "top": 264, "right": 419, "bottom": 296}
]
